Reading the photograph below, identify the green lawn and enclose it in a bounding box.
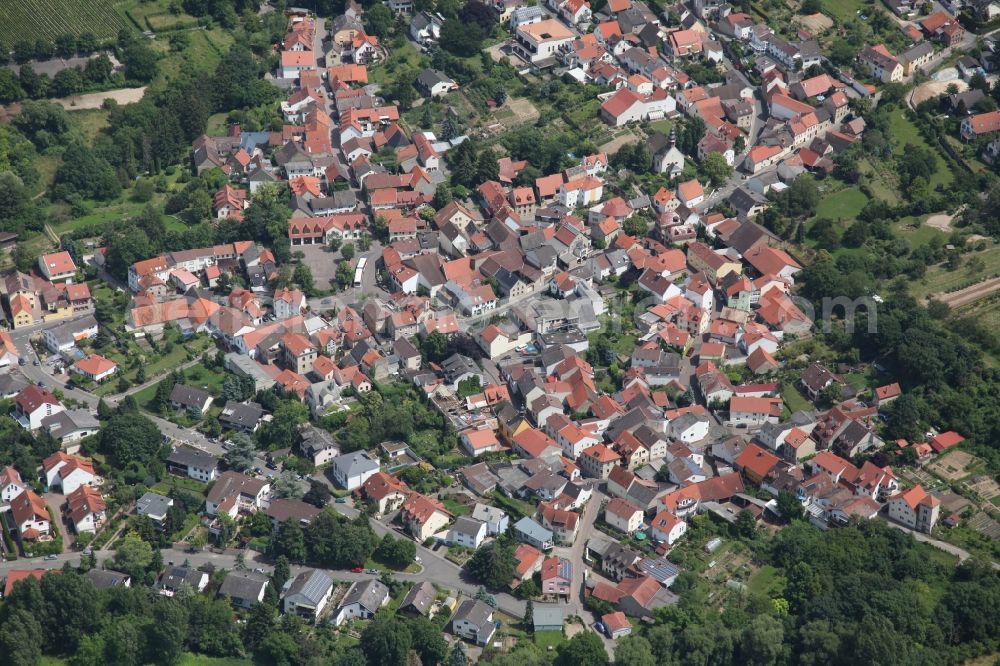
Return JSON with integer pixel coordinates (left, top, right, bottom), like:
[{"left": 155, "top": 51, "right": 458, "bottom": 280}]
[
  {"left": 888, "top": 108, "right": 954, "bottom": 188},
  {"left": 892, "top": 216, "right": 948, "bottom": 249},
  {"left": 747, "top": 565, "right": 783, "bottom": 596},
  {"left": 370, "top": 40, "right": 426, "bottom": 86},
  {"left": 781, "top": 382, "right": 813, "bottom": 414},
  {"left": 441, "top": 497, "right": 472, "bottom": 516},
  {"left": 813, "top": 186, "right": 868, "bottom": 222},
  {"left": 533, "top": 630, "right": 565, "bottom": 651},
  {"left": 819, "top": 0, "right": 866, "bottom": 22}
]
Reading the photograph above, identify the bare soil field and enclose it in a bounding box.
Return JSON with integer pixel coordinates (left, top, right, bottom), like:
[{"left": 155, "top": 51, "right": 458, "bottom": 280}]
[
  {"left": 927, "top": 450, "right": 976, "bottom": 482},
  {"left": 925, "top": 213, "right": 954, "bottom": 231},
  {"left": 54, "top": 87, "right": 147, "bottom": 111},
  {"left": 911, "top": 79, "right": 967, "bottom": 107},
  {"left": 599, "top": 131, "right": 640, "bottom": 155},
  {"left": 506, "top": 97, "right": 539, "bottom": 124},
  {"left": 793, "top": 12, "right": 834, "bottom": 33}
]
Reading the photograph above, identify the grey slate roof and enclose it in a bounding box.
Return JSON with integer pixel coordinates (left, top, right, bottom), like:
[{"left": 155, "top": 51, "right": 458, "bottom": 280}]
[
  {"left": 284, "top": 569, "right": 333, "bottom": 606},
  {"left": 87, "top": 569, "right": 130, "bottom": 589},
  {"left": 219, "top": 571, "right": 269, "bottom": 602},
  {"left": 340, "top": 579, "right": 388, "bottom": 614},
  {"left": 400, "top": 580, "right": 436, "bottom": 615},
  {"left": 453, "top": 599, "right": 494, "bottom": 627},
  {"left": 136, "top": 492, "right": 173, "bottom": 518}
]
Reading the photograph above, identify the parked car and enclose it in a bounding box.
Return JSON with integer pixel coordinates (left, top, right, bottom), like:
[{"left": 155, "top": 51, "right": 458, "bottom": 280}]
[
  {"left": 45, "top": 554, "right": 58, "bottom": 560},
  {"left": 335, "top": 497, "right": 347, "bottom": 504},
  {"left": 351, "top": 567, "right": 364, "bottom": 573}
]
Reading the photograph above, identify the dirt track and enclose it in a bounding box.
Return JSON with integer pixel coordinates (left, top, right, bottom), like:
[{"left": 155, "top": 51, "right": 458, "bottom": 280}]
[{"left": 934, "top": 276, "right": 1000, "bottom": 308}]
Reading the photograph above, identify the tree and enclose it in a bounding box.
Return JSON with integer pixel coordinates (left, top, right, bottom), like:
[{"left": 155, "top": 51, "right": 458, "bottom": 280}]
[
  {"left": 818, "top": 382, "right": 842, "bottom": 408},
  {"left": 410, "top": 616, "right": 448, "bottom": 665},
  {"left": 364, "top": 3, "right": 395, "bottom": 38},
  {"left": 84, "top": 53, "right": 113, "bottom": 83},
  {"left": 114, "top": 530, "right": 154, "bottom": 579},
  {"left": 293, "top": 263, "right": 316, "bottom": 296},
  {"left": 459, "top": 0, "right": 499, "bottom": 30},
  {"left": 421, "top": 330, "right": 449, "bottom": 363},
  {"left": 336, "top": 260, "right": 354, "bottom": 288},
  {"left": 99, "top": 411, "right": 162, "bottom": 468},
  {"left": 776, "top": 490, "right": 803, "bottom": 522},
  {"left": 523, "top": 597, "right": 534, "bottom": 627},
  {"left": 614, "top": 636, "right": 656, "bottom": 666},
  {"left": 700, "top": 152, "right": 732, "bottom": 186},
  {"left": 123, "top": 40, "right": 159, "bottom": 83},
  {"left": 361, "top": 615, "right": 413, "bottom": 666},
  {"left": 0, "top": 608, "right": 43, "bottom": 666},
  {"left": 303, "top": 479, "right": 331, "bottom": 508},
  {"left": 224, "top": 432, "right": 256, "bottom": 472},
  {"left": 341, "top": 242, "right": 356, "bottom": 261},
  {"left": 51, "top": 67, "right": 84, "bottom": 97},
  {"left": 40, "top": 572, "right": 99, "bottom": 651},
  {"left": 739, "top": 615, "right": 784, "bottom": 666},
  {"left": 467, "top": 541, "right": 517, "bottom": 588},
  {"left": 272, "top": 556, "right": 291, "bottom": 593},
  {"left": 440, "top": 20, "right": 485, "bottom": 56},
  {"left": 733, "top": 510, "right": 757, "bottom": 539},
  {"left": 0, "top": 70, "right": 24, "bottom": 104},
  {"left": 555, "top": 631, "right": 608, "bottom": 666},
  {"left": 449, "top": 644, "right": 469, "bottom": 666},
  {"left": 255, "top": 399, "right": 308, "bottom": 450},
  {"left": 273, "top": 470, "right": 304, "bottom": 499},
  {"left": 54, "top": 143, "right": 120, "bottom": 201},
  {"left": 374, "top": 533, "right": 416, "bottom": 569}
]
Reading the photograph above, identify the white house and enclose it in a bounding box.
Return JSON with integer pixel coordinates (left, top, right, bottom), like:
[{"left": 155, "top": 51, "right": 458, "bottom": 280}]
[
  {"left": 471, "top": 503, "right": 509, "bottom": 536},
  {"left": 452, "top": 599, "right": 497, "bottom": 645},
  {"left": 887, "top": 485, "right": 940, "bottom": 533},
  {"left": 649, "top": 510, "right": 687, "bottom": 545},
  {"left": 283, "top": 569, "right": 334, "bottom": 621},
  {"left": 330, "top": 452, "right": 380, "bottom": 490},
  {"left": 10, "top": 489, "right": 50, "bottom": 539},
  {"left": 0, "top": 466, "right": 25, "bottom": 504},
  {"left": 605, "top": 498, "right": 644, "bottom": 535},
  {"left": 448, "top": 516, "right": 488, "bottom": 549},
  {"left": 333, "top": 579, "right": 390, "bottom": 626},
  {"left": 273, "top": 287, "right": 307, "bottom": 321},
  {"left": 669, "top": 412, "right": 710, "bottom": 444},
  {"left": 42, "top": 452, "right": 97, "bottom": 494}
]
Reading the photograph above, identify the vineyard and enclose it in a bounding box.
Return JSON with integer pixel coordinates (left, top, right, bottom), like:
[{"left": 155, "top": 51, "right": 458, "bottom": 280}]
[{"left": 0, "top": 0, "right": 127, "bottom": 44}]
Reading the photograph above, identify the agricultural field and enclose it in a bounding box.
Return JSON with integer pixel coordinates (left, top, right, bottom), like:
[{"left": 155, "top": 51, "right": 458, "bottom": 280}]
[
  {"left": 119, "top": 0, "right": 200, "bottom": 33},
  {"left": 0, "top": 0, "right": 126, "bottom": 44},
  {"left": 910, "top": 244, "right": 1000, "bottom": 300}
]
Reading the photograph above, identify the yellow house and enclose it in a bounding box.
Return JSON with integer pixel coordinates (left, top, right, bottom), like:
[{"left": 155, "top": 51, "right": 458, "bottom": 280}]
[
  {"left": 686, "top": 242, "right": 742, "bottom": 285},
  {"left": 9, "top": 294, "right": 34, "bottom": 329},
  {"left": 401, "top": 493, "right": 452, "bottom": 542}
]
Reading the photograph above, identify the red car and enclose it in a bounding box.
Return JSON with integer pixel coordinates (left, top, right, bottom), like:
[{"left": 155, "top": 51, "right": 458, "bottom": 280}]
[{"left": 351, "top": 567, "right": 364, "bottom": 573}]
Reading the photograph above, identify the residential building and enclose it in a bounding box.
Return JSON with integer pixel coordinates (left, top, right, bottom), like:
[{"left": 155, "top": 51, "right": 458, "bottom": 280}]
[
  {"left": 605, "top": 497, "right": 644, "bottom": 534},
  {"left": 541, "top": 556, "right": 572, "bottom": 597},
  {"left": 401, "top": 492, "right": 452, "bottom": 541},
  {"left": 169, "top": 385, "right": 213, "bottom": 415},
  {"left": 10, "top": 489, "right": 50, "bottom": 540},
  {"left": 167, "top": 447, "right": 219, "bottom": 482},
  {"left": 452, "top": 599, "right": 497, "bottom": 645},
  {"left": 330, "top": 451, "right": 380, "bottom": 490},
  {"left": 283, "top": 569, "right": 334, "bottom": 621},
  {"left": 449, "top": 515, "right": 488, "bottom": 549},
  {"left": 333, "top": 579, "right": 390, "bottom": 626},
  {"left": 887, "top": 484, "right": 940, "bottom": 533}
]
